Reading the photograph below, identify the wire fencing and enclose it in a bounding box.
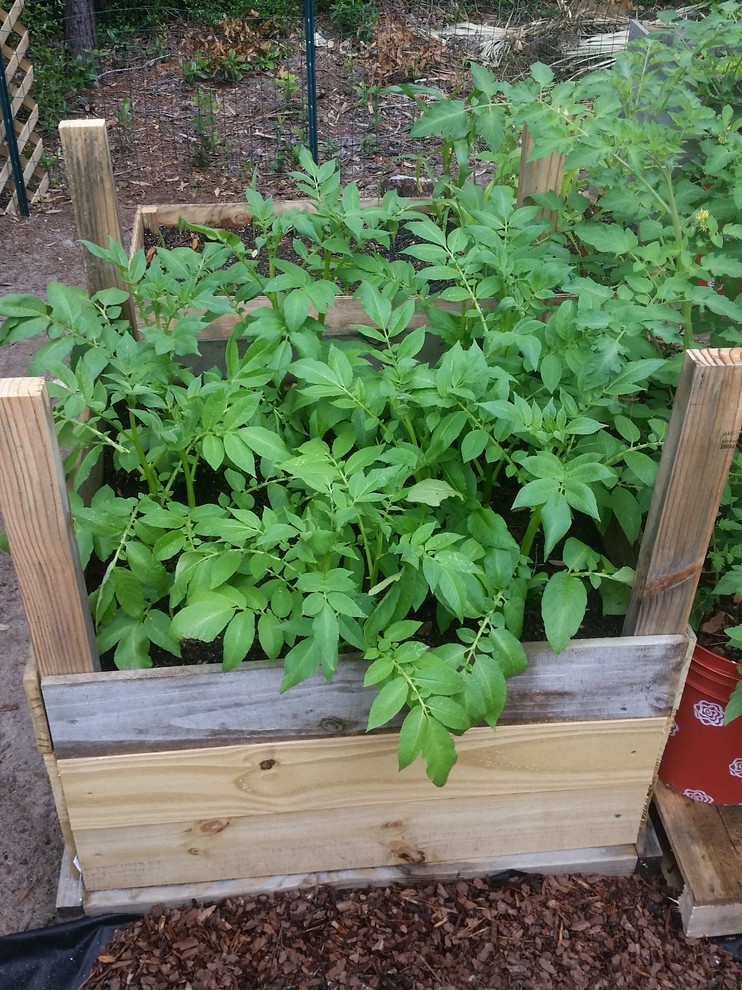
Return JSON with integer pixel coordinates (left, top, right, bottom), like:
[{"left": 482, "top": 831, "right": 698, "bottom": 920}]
[{"left": 19, "top": 1, "right": 677, "bottom": 200}]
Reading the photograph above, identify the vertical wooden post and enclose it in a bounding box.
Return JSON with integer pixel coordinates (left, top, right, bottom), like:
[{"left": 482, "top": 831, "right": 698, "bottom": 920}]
[
  {"left": 516, "top": 125, "right": 565, "bottom": 227},
  {"left": 58, "top": 118, "right": 137, "bottom": 329},
  {"left": 624, "top": 348, "right": 742, "bottom": 637},
  {"left": 0, "top": 378, "right": 99, "bottom": 675}
]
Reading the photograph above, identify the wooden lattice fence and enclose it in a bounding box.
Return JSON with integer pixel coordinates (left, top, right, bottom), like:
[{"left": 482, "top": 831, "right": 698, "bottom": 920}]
[{"left": 0, "top": 0, "right": 48, "bottom": 214}]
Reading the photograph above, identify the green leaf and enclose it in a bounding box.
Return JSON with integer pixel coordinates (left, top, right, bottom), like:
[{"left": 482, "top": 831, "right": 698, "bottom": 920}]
[
  {"left": 611, "top": 487, "right": 641, "bottom": 545},
  {"left": 489, "top": 628, "right": 528, "bottom": 678},
  {"left": 410, "top": 99, "right": 470, "bottom": 141},
  {"left": 171, "top": 594, "right": 235, "bottom": 642},
  {"left": 540, "top": 353, "right": 562, "bottom": 393},
  {"left": 465, "top": 652, "right": 507, "bottom": 726},
  {"left": 420, "top": 717, "right": 458, "bottom": 786},
  {"left": 283, "top": 288, "right": 310, "bottom": 332},
  {"left": 258, "top": 611, "right": 284, "bottom": 659},
  {"left": 222, "top": 610, "right": 255, "bottom": 671},
  {"left": 202, "top": 434, "right": 225, "bottom": 471},
  {"left": 239, "top": 426, "right": 290, "bottom": 463},
  {"left": 575, "top": 222, "right": 638, "bottom": 255},
  {"left": 541, "top": 492, "right": 572, "bottom": 558},
  {"left": 413, "top": 656, "right": 463, "bottom": 697},
  {"left": 530, "top": 61, "right": 554, "bottom": 86},
  {"left": 397, "top": 706, "right": 428, "bottom": 770},
  {"left": 367, "top": 677, "right": 409, "bottom": 731},
  {"left": 461, "top": 429, "right": 489, "bottom": 462},
  {"left": 542, "top": 572, "right": 587, "bottom": 654},
  {"left": 313, "top": 602, "right": 339, "bottom": 678},
  {"left": 112, "top": 568, "right": 147, "bottom": 619},
  {"left": 357, "top": 282, "right": 392, "bottom": 329},
  {"left": 114, "top": 620, "right": 152, "bottom": 670},
  {"left": 624, "top": 450, "right": 658, "bottom": 487},
  {"left": 426, "top": 695, "right": 469, "bottom": 732},
  {"left": 403, "top": 479, "right": 462, "bottom": 506},
  {"left": 614, "top": 416, "right": 641, "bottom": 444},
  {"left": 280, "top": 638, "right": 321, "bottom": 691}
]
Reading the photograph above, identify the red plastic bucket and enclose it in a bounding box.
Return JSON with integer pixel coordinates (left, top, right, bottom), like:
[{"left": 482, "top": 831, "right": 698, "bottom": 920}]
[{"left": 659, "top": 643, "right": 742, "bottom": 805}]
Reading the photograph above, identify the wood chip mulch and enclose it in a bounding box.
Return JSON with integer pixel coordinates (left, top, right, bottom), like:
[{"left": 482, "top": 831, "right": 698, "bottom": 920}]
[{"left": 79, "top": 873, "right": 741, "bottom": 989}]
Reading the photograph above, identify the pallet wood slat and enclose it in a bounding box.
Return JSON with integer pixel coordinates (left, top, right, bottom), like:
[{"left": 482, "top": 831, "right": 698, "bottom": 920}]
[
  {"left": 42, "top": 635, "right": 690, "bottom": 757},
  {"left": 58, "top": 719, "right": 666, "bottom": 829},
  {"left": 653, "top": 781, "right": 742, "bottom": 936},
  {"left": 63, "top": 775, "right": 654, "bottom": 891},
  {"left": 78, "top": 842, "right": 642, "bottom": 916},
  {"left": 0, "top": 379, "right": 98, "bottom": 676},
  {"left": 625, "top": 348, "right": 742, "bottom": 637}
]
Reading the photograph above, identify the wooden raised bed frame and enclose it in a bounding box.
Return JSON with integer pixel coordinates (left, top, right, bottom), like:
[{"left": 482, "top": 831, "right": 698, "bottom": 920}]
[
  {"left": 4, "top": 123, "right": 740, "bottom": 914},
  {"left": 3, "top": 348, "right": 742, "bottom": 915}
]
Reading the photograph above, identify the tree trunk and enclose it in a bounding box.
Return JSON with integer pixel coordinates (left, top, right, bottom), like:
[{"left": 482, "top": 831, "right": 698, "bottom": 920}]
[{"left": 64, "top": 0, "right": 98, "bottom": 58}]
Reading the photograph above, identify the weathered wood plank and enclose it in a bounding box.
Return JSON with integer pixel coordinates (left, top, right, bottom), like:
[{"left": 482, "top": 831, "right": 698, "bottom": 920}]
[
  {"left": 42, "top": 636, "right": 689, "bottom": 756},
  {"left": 56, "top": 845, "right": 84, "bottom": 920},
  {"left": 58, "top": 119, "right": 136, "bottom": 328},
  {"left": 624, "top": 348, "right": 742, "bottom": 637},
  {"left": 58, "top": 718, "right": 665, "bottom": 830},
  {"left": 22, "top": 654, "right": 52, "bottom": 754},
  {"left": 653, "top": 780, "right": 742, "bottom": 937},
  {"left": 0, "top": 379, "right": 99, "bottom": 676},
  {"left": 81, "top": 842, "right": 640, "bottom": 916},
  {"left": 68, "top": 776, "right": 652, "bottom": 891}
]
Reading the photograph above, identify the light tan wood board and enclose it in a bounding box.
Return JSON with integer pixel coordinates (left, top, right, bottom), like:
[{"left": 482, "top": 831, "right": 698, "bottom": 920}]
[
  {"left": 58, "top": 718, "right": 666, "bottom": 890},
  {"left": 0, "top": 379, "right": 98, "bottom": 676},
  {"left": 58, "top": 119, "right": 136, "bottom": 327},
  {"left": 77, "top": 842, "right": 641, "bottom": 916}
]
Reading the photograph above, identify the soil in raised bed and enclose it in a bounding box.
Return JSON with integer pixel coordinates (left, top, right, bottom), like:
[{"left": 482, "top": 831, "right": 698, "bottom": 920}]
[{"left": 78, "top": 872, "right": 742, "bottom": 990}]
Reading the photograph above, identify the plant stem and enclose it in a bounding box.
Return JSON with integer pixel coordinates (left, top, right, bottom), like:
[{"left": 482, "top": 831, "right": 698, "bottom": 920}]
[
  {"left": 127, "top": 408, "right": 160, "bottom": 496},
  {"left": 179, "top": 451, "right": 196, "bottom": 510},
  {"left": 520, "top": 506, "right": 542, "bottom": 558}
]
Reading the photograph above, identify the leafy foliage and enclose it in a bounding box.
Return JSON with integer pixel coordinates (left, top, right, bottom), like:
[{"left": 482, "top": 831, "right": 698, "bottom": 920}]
[{"left": 3, "top": 10, "right": 742, "bottom": 774}]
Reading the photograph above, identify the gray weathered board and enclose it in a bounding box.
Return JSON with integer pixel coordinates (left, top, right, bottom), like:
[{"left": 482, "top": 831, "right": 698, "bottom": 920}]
[{"left": 42, "top": 635, "right": 691, "bottom": 757}]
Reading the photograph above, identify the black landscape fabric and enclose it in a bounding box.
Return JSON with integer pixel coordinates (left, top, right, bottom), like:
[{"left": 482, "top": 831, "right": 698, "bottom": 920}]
[{"left": 0, "top": 914, "right": 137, "bottom": 990}]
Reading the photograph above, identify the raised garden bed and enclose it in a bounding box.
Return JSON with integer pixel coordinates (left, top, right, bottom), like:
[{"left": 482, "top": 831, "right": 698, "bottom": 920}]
[{"left": 6, "top": 347, "right": 742, "bottom": 911}]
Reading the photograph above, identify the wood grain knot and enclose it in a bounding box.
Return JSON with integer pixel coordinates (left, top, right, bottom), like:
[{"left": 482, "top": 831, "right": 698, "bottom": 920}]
[
  {"left": 391, "top": 843, "right": 426, "bottom": 864},
  {"left": 200, "top": 819, "right": 230, "bottom": 835},
  {"left": 260, "top": 759, "right": 277, "bottom": 770},
  {"left": 319, "top": 717, "right": 346, "bottom": 733}
]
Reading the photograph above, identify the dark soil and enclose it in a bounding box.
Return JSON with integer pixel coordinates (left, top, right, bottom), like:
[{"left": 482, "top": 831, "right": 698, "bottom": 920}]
[
  {"left": 79, "top": 873, "right": 741, "bottom": 990},
  {"left": 697, "top": 594, "right": 742, "bottom": 664}
]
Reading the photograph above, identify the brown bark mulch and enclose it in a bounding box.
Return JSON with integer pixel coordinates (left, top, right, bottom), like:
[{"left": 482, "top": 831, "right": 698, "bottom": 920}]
[{"left": 79, "top": 873, "right": 741, "bottom": 990}]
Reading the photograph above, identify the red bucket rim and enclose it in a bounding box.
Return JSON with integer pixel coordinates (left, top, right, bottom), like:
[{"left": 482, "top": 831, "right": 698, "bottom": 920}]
[{"left": 692, "top": 642, "right": 741, "bottom": 681}]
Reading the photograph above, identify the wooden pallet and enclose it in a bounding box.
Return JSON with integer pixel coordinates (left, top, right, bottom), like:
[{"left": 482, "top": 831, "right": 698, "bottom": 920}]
[{"left": 653, "top": 780, "right": 742, "bottom": 937}]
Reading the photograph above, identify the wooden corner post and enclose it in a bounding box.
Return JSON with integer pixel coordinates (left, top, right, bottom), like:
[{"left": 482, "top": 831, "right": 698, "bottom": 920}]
[
  {"left": 516, "top": 125, "right": 565, "bottom": 228},
  {"left": 58, "top": 118, "right": 137, "bottom": 329},
  {"left": 624, "top": 348, "right": 742, "bottom": 638},
  {"left": 0, "top": 378, "right": 99, "bottom": 675}
]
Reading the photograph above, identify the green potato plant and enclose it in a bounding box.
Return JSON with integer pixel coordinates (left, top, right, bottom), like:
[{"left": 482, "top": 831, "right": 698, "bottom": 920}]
[{"left": 3, "top": 10, "right": 740, "bottom": 779}]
